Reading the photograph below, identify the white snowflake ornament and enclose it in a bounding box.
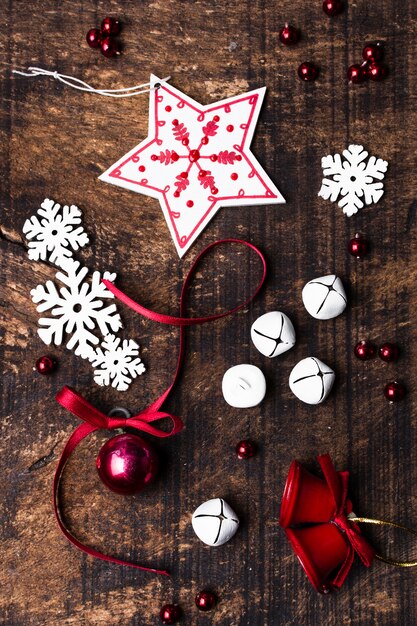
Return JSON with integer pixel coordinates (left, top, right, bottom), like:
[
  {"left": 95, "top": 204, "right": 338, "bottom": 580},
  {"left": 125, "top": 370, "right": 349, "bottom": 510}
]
[
  {"left": 23, "top": 198, "right": 89, "bottom": 266},
  {"left": 31, "top": 259, "right": 122, "bottom": 357},
  {"left": 318, "top": 144, "right": 388, "bottom": 217},
  {"left": 87, "top": 334, "right": 146, "bottom": 391}
]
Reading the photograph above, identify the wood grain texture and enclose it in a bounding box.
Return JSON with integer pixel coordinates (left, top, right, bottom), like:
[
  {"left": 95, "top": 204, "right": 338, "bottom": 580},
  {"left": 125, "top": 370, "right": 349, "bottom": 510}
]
[{"left": 1, "top": 1, "right": 416, "bottom": 624}]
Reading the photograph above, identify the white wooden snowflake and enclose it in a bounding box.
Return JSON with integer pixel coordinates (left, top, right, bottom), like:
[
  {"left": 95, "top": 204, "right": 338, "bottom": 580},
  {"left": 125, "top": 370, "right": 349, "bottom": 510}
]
[
  {"left": 318, "top": 144, "right": 388, "bottom": 217},
  {"left": 30, "top": 259, "right": 122, "bottom": 357},
  {"left": 23, "top": 198, "right": 89, "bottom": 266},
  {"left": 87, "top": 334, "right": 146, "bottom": 391}
]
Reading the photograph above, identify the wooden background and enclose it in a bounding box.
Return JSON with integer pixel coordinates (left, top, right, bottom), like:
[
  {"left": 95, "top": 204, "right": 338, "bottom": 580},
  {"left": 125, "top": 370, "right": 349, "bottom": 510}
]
[{"left": 1, "top": 1, "right": 416, "bottom": 624}]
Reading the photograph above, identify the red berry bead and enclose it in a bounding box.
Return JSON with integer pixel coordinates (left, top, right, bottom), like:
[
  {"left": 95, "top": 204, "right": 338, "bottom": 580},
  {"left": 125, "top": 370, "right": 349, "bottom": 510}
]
[
  {"left": 384, "top": 381, "right": 406, "bottom": 402},
  {"left": 160, "top": 604, "right": 181, "bottom": 624},
  {"left": 347, "top": 64, "right": 367, "bottom": 84},
  {"left": 379, "top": 342, "right": 400, "bottom": 363},
  {"left": 189, "top": 149, "right": 200, "bottom": 162},
  {"left": 100, "top": 36, "right": 121, "bottom": 58},
  {"left": 354, "top": 340, "right": 376, "bottom": 361},
  {"left": 279, "top": 24, "right": 300, "bottom": 46},
  {"left": 236, "top": 440, "right": 256, "bottom": 459},
  {"left": 101, "top": 16, "right": 121, "bottom": 36},
  {"left": 195, "top": 590, "right": 217, "bottom": 612},
  {"left": 86, "top": 28, "right": 102, "bottom": 49},
  {"left": 323, "top": 0, "right": 344, "bottom": 16},
  {"left": 35, "top": 355, "right": 57, "bottom": 375},
  {"left": 362, "top": 43, "right": 383, "bottom": 63},
  {"left": 367, "top": 62, "right": 388, "bottom": 81},
  {"left": 348, "top": 233, "right": 369, "bottom": 257},
  {"left": 298, "top": 62, "right": 319, "bottom": 82}
]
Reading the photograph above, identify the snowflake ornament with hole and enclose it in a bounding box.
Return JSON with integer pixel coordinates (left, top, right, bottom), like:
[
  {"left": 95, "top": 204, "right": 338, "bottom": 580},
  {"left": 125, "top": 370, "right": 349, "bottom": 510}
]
[
  {"left": 23, "top": 198, "right": 89, "bottom": 266},
  {"left": 99, "top": 75, "right": 285, "bottom": 257},
  {"left": 87, "top": 333, "right": 146, "bottom": 391},
  {"left": 318, "top": 144, "right": 388, "bottom": 217},
  {"left": 30, "top": 259, "right": 122, "bottom": 357}
]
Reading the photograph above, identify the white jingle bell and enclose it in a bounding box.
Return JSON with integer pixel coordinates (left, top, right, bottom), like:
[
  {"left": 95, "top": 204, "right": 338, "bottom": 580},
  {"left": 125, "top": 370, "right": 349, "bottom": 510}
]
[
  {"left": 289, "top": 357, "right": 335, "bottom": 405},
  {"left": 302, "top": 275, "right": 347, "bottom": 320},
  {"left": 251, "top": 311, "right": 296, "bottom": 358},
  {"left": 222, "top": 364, "right": 266, "bottom": 408},
  {"left": 192, "top": 498, "right": 240, "bottom": 546}
]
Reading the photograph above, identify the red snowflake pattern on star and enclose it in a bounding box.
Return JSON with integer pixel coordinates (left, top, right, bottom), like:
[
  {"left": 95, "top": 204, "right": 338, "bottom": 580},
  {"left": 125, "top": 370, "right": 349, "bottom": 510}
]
[{"left": 99, "top": 75, "right": 285, "bottom": 257}]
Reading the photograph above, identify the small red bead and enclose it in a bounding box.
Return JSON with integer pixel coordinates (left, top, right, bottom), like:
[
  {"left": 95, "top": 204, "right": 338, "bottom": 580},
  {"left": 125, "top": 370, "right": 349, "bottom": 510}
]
[
  {"left": 86, "top": 28, "right": 102, "bottom": 49},
  {"left": 195, "top": 590, "right": 217, "bottom": 612},
  {"left": 165, "top": 105, "right": 172, "bottom": 112},
  {"left": 180, "top": 171, "right": 188, "bottom": 179},
  {"left": 138, "top": 165, "right": 146, "bottom": 172},
  {"left": 100, "top": 37, "right": 121, "bottom": 58},
  {"left": 298, "top": 62, "right": 319, "bottom": 82},
  {"left": 172, "top": 119, "right": 179, "bottom": 126},
  {"left": 151, "top": 154, "right": 158, "bottom": 161},
  {"left": 384, "top": 381, "right": 406, "bottom": 402},
  {"left": 348, "top": 234, "right": 369, "bottom": 257},
  {"left": 236, "top": 440, "right": 256, "bottom": 459},
  {"left": 101, "top": 16, "right": 121, "bottom": 36},
  {"left": 210, "top": 154, "right": 218, "bottom": 162},
  {"left": 189, "top": 149, "right": 200, "bottom": 162},
  {"left": 379, "top": 343, "right": 400, "bottom": 363},
  {"left": 213, "top": 115, "right": 220, "bottom": 122},
  {"left": 201, "top": 136, "right": 209, "bottom": 145},
  {"left": 186, "top": 200, "right": 194, "bottom": 207},
  {"left": 171, "top": 151, "right": 179, "bottom": 162},
  {"left": 173, "top": 191, "right": 180, "bottom": 198},
  {"left": 231, "top": 173, "right": 238, "bottom": 180},
  {"left": 182, "top": 138, "right": 189, "bottom": 146},
  {"left": 35, "top": 355, "right": 57, "bottom": 375},
  {"left": 367, "top": 62, "right": 388, "bottom": 81},
  {"left": 354, "top": 340, "right": 376, "bottom": 361},
  {"left": 362, "top": 44, "right": 383, "bottom": 63},
  {"left": 226, "top": 125, "right": 234, "bottom": 132},
  {"left": 159, "top": 604, "right": 182, "bottom": 624},
  {"left": 211, "top": 187, "right": 218, "bottom": 194},
  {"left": 347, "top": 64, "right": 367, "bottom": 84},
  {"left": 198, "top": 170, "right": 207, "bottom": 177},
  {"left": 236, "top": 154, "right": 242, "bottom": 161},
  {"left": 279, "top": 24, "right": 300, "bottom": 46},
  {"left": 322, "top": 0, "right": 344, "bottom": 16}
]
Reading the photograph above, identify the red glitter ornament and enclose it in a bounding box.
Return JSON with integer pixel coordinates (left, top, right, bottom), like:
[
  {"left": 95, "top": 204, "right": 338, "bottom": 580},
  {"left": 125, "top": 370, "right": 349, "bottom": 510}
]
[
  {"left": 160, "top": 604, "right": 182, "bottom": 624},
  {"left": 100, "top": 36, "right": 121, "bottom": 58},
  {"left": 35, "top": 355, "right": 57, "bottom": 375},
  {"left": 379, "top": 343, "right": 400, "bottom": 363},
  {"left": 354, "top": 340, "right": 376, "bottom": 361},
  {"left": 298, "top": 62, "right": 319, "bottom": 82},
  {"left": 195, "top": 590, "right": 217, "bottom": 611},
  {"left": 348, "top": 233, "right": 369, "bottom": 257},
  {"left": 101, "top": 16, "right": 121, "bottom": 36},
  {"left": 347, "top": 64, "right": 367, "bottom": 84},
  {"left": 367, "top": 62, "right": 388, "bottom": 81},
  {"left": 236, "top": 440, "right": 256, "bottom": 459},
  {"left": 362, "top": 43, "right": 383, "bottom": 63},
  {"left": 279, "top": 24, "right": 300, "bottom": 46},
  {"left": 322, "top": 0, "right": 344, "bottom": 16},
  {"left": 86, "top": 28, "right": 102, "bottom": 49},
  {"left": 384, "top": 381, "right": 406, "bottom": 402}
]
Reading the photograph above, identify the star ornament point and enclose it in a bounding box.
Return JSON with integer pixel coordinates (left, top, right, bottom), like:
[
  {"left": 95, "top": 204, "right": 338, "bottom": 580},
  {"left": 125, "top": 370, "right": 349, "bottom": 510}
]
[{"left": 99, "top": 75, "right": 285, "bottom": 257}]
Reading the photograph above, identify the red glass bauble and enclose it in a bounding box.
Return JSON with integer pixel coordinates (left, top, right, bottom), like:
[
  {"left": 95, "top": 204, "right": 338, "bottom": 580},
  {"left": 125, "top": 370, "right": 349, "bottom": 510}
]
[
  {"left": 96, "top": 434, "right": 158, "bottom": 494},
  {"left": 354, "top": 340, "right": 376, "bottom": 361},
  {"left": 101, "top": 16, "right": 121, "bottom": 36},
  {"left": 367, "top": 62, "right": 388, "bottom": 81},
  {"left": 322, "top": 0, "right": 344, "bottom": 16},
  {"left": 86, "top": 28, "right": 102, "bottom": 49},
  {"left": 159, "top": 604, "right": 182, "bottom": 624},
  {"left": 298, "top": 62, "right": 319, "bottom": 82},
  {"left": 35, "top": 355, "right": 57, "bottom": 375},
  {"left": 362, "top": 43, "right": 383, "bottom": 63},
  {"left": 189, "top": 149, "right": 200, "bottom": 162},
  {"left": 279, "top": 24, "right": 300, "bottom": 46},
  {"left": 236, "top": 440, "right": 256, "bottom": 459},
  {"left": 379, "top": 342, "right": 400, "bottom": 363},
  {"left": 100, "top": 36, "right": 121, "bottom": 58},
  {"left": 195, "top": 590, "right": 217, "bottom": 611},
  {"left": 348, "top": 233, "right": 369, "bottom": 257},
  {"left": 384, "top": 381, "right": 406, "bottom": 402},
  {"left": 347, "top": 64, "right": 367, "bottom": 84}
]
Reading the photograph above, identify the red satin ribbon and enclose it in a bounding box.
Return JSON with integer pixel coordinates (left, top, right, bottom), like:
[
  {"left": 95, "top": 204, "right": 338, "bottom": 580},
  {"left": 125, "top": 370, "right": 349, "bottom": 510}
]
[
  {"left": 54, "top": 238, "right": 267, "bottom": 576},
  {"left": 317, "top": 454, "right": 375, "bottom": 588}
]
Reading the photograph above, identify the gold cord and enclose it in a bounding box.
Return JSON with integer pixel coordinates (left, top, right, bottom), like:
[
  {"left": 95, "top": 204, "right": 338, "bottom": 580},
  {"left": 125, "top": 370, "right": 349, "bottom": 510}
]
[{"left": 349, "top": 516, "right": 417, "bottom": 567}]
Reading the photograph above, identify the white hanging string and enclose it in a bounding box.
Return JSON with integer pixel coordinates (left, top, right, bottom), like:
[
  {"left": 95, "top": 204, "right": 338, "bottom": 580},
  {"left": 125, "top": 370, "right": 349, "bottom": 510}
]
[{"left": 12, "top": 67, "right": 170, "bottom": 98}]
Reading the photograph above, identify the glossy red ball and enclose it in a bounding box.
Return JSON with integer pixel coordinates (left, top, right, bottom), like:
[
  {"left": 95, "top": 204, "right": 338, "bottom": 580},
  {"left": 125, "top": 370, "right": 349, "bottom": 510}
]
[
  {"left": 384, "top": 381, "right": 406, "bottom": 402},
  {"left": 236, "top": 440, "right": 256, "bottom": 459},
  {"left": 354, "top": 340, "right": 376, "bottom": 361},
  {"left": 86, "top": 28, "right": 102, "bottom": 49},
  {"left": 322, "top": 0, "right": 344, "bottom": 16},
  {"left": 101, "top": 16, "right": 121, "bottom": 36},
  {"left": 189, "top": 149, "right": 200, "bottom": 162},
  {"left": 348, "top": 234, "right": 369, "bottom": 257},
  {"left": 362, "top": 44, "right": 383, "bottom": 63},
  {"left": 347, "top": 64, "right": 367, "bottom": 84},
  {"left": 379, "top": 343, "right": 400, "bottom": 363},
  {"left": 367, "top": 62, "right": 388, "bottom": 81},
  {"left": 298, "top": 62, "right": 319, "bottom": 82},
  {"left": 160, "top": 604, "right": 182, "bottom": 624},
  {"left": 195, "top": 590, "right": 217, "bottom": 611},
  {"left": 279, "top": 24, "right": 300, "bottom": 46},
  {"left": 35, "top": 355, "right": 57, "bottom": 375},
  {"left": 100, "top": 36, "right": 121, "bottom": 58},
  {"left": 96, "top": 434, "right": 158, "bottom": 495}
]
